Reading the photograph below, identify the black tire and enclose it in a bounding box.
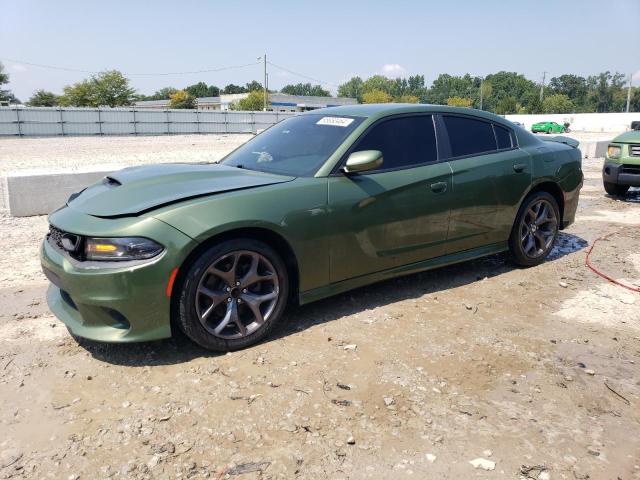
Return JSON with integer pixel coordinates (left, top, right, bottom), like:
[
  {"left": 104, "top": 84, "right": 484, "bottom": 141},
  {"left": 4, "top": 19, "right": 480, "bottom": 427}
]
[
  {"left": 509, "top": 191, "right": 560, "bottom": 267},
  {"left": 603, "top": 181, "right": 629, "bottom": 197},
  {"left": 177, "top": 238, "right": 289, "bottom": 351},
  {"left": 547, "top": 128, "right": 552, "bottom": 134}
]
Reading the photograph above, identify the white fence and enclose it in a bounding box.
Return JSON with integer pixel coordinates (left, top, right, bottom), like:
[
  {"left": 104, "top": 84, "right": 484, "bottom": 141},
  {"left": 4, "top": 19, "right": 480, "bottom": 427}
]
[
  {"left": 505, "top": 112, "right": 639, "bottom": 133},
  {"left": 0, "top": 107, "right": 295, "bottom": 137}
]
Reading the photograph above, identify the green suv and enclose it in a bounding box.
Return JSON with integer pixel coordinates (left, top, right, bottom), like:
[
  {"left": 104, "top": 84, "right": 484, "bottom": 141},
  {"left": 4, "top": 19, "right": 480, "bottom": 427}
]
[
  {"left": 531, "top": 121, "right": 568, "bottom": 134},
  {"left": 602, "top": 130, "right": 640, "bottom": 196},
  {"left": 41, "top": 105, "right": 583, "bottom": 351}
]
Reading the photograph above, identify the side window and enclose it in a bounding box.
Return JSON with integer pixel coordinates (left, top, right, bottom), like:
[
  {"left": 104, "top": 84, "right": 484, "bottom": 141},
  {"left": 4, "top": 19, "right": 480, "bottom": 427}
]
[
  {"left": 352, "top": 115, "right": 437, "bottom": 171},
  {"left": 494, "top": 124, "right": 513, "bottom": 150},
  {"left": 443, "top": 115, "right": 497, "bottom": 158}
]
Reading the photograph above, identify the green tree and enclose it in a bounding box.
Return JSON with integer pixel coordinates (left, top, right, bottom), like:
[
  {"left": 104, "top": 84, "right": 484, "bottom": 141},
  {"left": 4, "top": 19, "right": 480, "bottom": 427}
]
[
  {"left": 482, "top": 71, "right": 537, "bottom": 112},
  {"left": 27, "top": 89, "right": 59, "bottom": 107},
  {"left": 169, "top": 90, "right": 195, "bottom": 109},
  {"left": 446, "top": 96, "right": 472, "bottom": 107},
  {"left": 396, "top": 94, "right": 419, "bottom": 104},
  {"left": 138, "top": 87, "right": 178, "bottom": 100},
  {"left": 245, "top": 81, "right": 263, "bottom": 92},
  {"left": 231, "top": 90, "right": 267, "bottom": 111},
  {"left": 337, "top": 76, "right": 364, "bottom": 101},
  {"left": 495, "top": 96, "right": 519, "bottom": 114},
  {"left": 549, "top": 74, "right": 587, "bottom": 110},
  {"left": 59, "top": 80, "right": 94, "bottom": 106},
  {"left": 59, "top": 70, "right": 136, "bottom": 107},
  {"left": 585, "top": 71, "right": 626, "bottom": 112},
  {"left": 630, "top": 87, "right": 640, "bottom": 112},
  {"left": 361, "top": 89, "right": 392, "bottom": 104},
  {"left": 90, "top": 70, "right": 136, "bottom": 107},
  {"left": 542, "top": 94, "right": 575, "bottom": 114},
  {"left": 0, "top": 62, "right": 19, "bottom": 103},
  {"left": 280, "top": 83, "right": 330, "bottom": 97},
  {"left": 426, "top": 74, "right": 479, "bottom": 106},
  {"left": 223, "top": 84, "right": 247, "bottom": 94},
  {"left": 185, "top": 82, "right": 219, "bottom": 98},
  {"left": 362, "top": 75, "right": 394, "bottom": 96}
]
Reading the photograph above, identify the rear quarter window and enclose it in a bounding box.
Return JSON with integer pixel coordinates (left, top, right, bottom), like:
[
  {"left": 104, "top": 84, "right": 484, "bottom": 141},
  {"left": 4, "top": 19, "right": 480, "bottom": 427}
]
[
  {"left": 494, "top": 124, "right": 513, "bottom": 150},
  {"left": 443, "top": 115, "right": 497, "bottom": 158}
]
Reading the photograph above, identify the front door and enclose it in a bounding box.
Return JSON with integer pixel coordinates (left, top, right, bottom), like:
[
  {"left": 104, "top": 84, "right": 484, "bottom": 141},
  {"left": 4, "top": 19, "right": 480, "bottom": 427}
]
[{"left": 327, "top": 115, "right": 452, "bottom": 283}]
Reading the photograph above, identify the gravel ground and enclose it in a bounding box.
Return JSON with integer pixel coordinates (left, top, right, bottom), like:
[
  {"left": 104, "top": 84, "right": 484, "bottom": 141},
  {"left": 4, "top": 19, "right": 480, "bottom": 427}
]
[
  {"left": 0, "top": 139, "right": 639, "bottom": 479},
  {"left": 0, "top": 134, "right": 252, "bottom": 175}
]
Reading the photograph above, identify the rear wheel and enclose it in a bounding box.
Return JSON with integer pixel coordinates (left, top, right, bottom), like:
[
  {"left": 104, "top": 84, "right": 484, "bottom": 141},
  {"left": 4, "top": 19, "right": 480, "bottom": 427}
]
[
  {"left": 177, "top": 239, "right": 289, "bottom": 351},
  {"left": 509, "top": 192, "right": 560, "bottom": 267},
  {"left": 603, "top": 181, "right": 629, "bottom": 197}
]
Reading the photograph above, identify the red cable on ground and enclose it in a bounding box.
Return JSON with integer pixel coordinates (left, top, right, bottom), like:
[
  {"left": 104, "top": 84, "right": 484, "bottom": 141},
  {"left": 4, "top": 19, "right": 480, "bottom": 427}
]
[{"left": 585, "top": 232, "right": 640, "bottom": 293}]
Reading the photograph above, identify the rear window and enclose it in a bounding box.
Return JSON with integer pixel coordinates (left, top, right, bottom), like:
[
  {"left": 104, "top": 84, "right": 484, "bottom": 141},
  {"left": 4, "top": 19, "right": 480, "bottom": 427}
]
[
  {"left": 494, "top": 124, "right": 513, "bottom": 150},
  {"left": 443, "top": 115, "right": 497, "bottom": 157}
]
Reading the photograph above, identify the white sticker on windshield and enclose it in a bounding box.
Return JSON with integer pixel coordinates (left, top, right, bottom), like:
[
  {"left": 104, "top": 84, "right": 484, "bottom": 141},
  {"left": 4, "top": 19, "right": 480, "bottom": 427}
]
[{"left": 316, "top": 116, "right": 354, "bottom": 127}]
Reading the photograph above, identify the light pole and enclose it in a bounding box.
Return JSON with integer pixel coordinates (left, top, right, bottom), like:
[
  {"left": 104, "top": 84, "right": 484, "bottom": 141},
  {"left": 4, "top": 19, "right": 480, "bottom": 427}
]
[
  {"left": 539, "top": 71, "right": 548, "bottom": 102},
  {"left": 263, "top": 54, "right": 267, "bottom": 111},
  {"left": 626, "top": 72, "right": 632, "bottom": 113}
]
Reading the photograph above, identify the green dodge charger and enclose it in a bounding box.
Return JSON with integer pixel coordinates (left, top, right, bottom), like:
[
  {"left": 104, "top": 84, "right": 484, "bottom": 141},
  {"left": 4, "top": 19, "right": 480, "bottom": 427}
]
[{"left": 41, "top": 105, "right": 583, "bottom": 351}]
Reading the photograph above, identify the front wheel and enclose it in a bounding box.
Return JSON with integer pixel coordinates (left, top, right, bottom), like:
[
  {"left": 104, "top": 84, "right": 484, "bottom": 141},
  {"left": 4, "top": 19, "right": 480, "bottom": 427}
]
[
  {"left": 177, "top": 238, "right": 289, "bottom": 351},
  {"left": 603, "top": 181, "right": 629, "bottom": 197},
  {"left": 547, "top": 128, "right": 552, "bottom": 134},
  {"left": 509, "top": 192, "right": 560, "bottom": 267}
]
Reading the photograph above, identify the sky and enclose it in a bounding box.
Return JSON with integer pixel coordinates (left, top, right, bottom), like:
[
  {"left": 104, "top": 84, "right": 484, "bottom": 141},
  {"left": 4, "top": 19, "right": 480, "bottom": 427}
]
[{"left": 2, "top": 0, "right": 639, "bottom": 101}]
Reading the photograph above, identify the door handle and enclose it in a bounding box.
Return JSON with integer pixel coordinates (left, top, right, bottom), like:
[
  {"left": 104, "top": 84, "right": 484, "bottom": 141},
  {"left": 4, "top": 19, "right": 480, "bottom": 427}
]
[
  {"left": 513, "top": 163, "right": 527, "bottom": 173},
  {"left": 430, "top": 181, "right": 448, "bottom": 193}
]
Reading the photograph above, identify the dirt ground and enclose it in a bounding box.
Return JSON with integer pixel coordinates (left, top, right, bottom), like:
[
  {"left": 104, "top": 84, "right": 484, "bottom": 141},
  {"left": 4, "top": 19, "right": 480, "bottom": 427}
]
[
  {"left": 0, "top": 139, "right": 639, "bottom": 479},
  {"left": 0, "top": 134, "right": 252, "bottom": 175}
]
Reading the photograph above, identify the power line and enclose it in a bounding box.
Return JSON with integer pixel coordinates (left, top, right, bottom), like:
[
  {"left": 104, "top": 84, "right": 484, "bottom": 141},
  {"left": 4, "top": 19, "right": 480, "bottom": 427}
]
[
  {"left": 0, "top": 57, "right": 260, "bottom": 76},
  {"left": 266, "top": 61, "right": 338, "bottom": 88}
]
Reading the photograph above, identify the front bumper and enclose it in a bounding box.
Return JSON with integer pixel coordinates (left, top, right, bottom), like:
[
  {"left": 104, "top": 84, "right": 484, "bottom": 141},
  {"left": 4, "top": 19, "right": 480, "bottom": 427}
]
[
  {"left": 41, "top": 210, "right": 196, "bottom": 343},
  {"left": 603, "top": 161, "right": 640, "bottom": 187}
]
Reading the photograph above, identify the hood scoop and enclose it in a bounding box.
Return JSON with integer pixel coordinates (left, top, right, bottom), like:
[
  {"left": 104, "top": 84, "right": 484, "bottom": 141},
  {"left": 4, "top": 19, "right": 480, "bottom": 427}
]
[{"left": 67, "top": 163, "right": 294, "bottom": 217}]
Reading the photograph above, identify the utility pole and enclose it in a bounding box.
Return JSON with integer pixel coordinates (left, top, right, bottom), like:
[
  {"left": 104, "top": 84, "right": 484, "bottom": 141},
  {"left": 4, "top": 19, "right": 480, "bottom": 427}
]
[
  {"left": 626, "top": 72, "right": 632, "bottom": 113},
  {"left": 263, "top": 53, "right": 267, "bottom": 111},
  {"left": 539, "top": 71, "right": 548, "bottom": 102}
]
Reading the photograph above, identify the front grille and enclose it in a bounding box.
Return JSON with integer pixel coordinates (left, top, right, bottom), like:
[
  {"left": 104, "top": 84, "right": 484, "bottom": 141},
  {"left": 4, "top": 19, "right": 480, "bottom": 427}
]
[
  {"left": 47, "top": 225, "right": 83, "bottom": 259},
  {"left": 621, "top": 164, "right": 640, "bottom": 175},
  {"left": 630, "top": 144, "right": 640, "bottom": 157},
  {"left": 48, "top": 225, "right": 65, "bottom": 250}
]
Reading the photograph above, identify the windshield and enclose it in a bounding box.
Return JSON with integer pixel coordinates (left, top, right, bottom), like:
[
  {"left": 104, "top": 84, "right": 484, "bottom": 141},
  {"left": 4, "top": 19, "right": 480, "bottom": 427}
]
[{"left": 221, "top": 114, "right": 364, "bottom": 176}]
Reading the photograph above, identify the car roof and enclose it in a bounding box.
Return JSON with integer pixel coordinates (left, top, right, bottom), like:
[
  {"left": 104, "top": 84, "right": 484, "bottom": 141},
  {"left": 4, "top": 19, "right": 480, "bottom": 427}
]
[{"left": 302, "top": 103, "right": 512, "bottom": 125}]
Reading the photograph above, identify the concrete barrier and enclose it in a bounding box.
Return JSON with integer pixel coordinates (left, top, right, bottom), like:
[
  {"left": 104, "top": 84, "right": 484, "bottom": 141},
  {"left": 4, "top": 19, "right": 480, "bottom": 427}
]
[
  {"left": 5, "top": 167, "right": 120, "bottom": 217},
  {"left": 578, "top": 140, "right": 609, "bottom": 159}
]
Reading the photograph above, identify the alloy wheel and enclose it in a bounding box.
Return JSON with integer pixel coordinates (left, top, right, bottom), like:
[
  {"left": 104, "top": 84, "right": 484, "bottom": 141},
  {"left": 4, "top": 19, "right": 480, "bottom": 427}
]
[
  {"left": 195, "top": 250, "right": 279, "bottom": 339},
  {"left": 518, "top": 199, "right": 558, "bottom": 259}
]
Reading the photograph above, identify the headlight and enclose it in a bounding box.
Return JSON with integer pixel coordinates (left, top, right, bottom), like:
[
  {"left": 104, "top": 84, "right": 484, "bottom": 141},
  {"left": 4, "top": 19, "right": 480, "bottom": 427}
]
[
  {"left": 607, "top": 145, "right": 621, "bottom": 158},
  {"left": 85, "top": 237, "right": 164, "bottom": 261}
]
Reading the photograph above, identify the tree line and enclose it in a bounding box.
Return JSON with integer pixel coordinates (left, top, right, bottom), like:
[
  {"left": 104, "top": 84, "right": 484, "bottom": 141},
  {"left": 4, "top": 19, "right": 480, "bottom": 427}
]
[
  {"left": 2, "top": 61, "right": 639, "bottom": 113},
  {"left": 338, "top": 72, "right": 639, "bottom": 114}
]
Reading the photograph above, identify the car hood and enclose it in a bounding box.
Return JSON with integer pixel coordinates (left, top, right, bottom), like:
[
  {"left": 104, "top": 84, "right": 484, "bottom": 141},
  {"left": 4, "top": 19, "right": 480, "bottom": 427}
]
[
  {"left": 67, "top": 163, "right": 295, "bottom": 217},
  {"left": 612, "top": 130, "right": 640, "bottom": 144}
]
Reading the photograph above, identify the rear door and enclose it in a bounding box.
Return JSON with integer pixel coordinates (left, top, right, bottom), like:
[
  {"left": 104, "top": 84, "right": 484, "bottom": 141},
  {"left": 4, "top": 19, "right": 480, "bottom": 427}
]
[
  {"left": 327, "top": 114, "right": 452, "bottom": 282},
  {"left": 439, "top": 114, "right": 531, "bottom": 253}
]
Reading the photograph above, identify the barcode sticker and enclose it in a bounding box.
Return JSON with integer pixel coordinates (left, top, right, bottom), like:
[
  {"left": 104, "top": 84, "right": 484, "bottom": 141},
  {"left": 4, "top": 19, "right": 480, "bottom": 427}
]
[{"left": 316, "top": 117, "right": 354, "bottom": 127}]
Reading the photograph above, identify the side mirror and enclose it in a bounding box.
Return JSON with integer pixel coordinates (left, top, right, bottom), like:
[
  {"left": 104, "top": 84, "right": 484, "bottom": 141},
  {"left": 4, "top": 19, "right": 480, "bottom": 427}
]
[{"left": 342, "top": 150, "right": 383, "bottom": 174}]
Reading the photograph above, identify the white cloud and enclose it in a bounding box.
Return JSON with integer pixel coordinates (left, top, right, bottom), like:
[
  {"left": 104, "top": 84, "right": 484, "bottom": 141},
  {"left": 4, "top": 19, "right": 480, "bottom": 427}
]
[
  {"left": 381, "top": 64, "right": 406, "bottom": 77},
  {"left": 632, "top": 70, "right": 640, "bottom": 84},
  {"left": 9, "top": 64, "right": 27, "bottom": 72}
]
